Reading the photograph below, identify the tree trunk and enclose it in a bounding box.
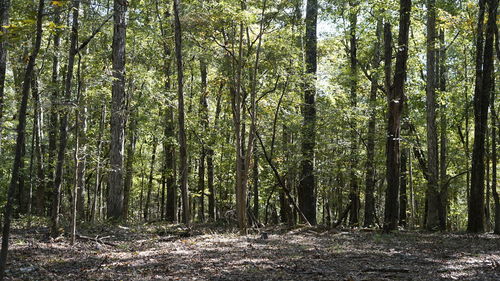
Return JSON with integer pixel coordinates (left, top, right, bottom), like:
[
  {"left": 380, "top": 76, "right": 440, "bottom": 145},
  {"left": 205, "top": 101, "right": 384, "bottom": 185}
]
[
  {"left": 46, "top": 6, "right": 61, "bottom": 218},
  {"left": 364, "top": 13, "right": 382, "bottom": 228},
  {"left": 348, "top": 1, "right": 359, "bottom": 226},
  {"left": 425, "top": 0, "right": 441, "bottom": 231},
  {"left": 144, "top": 137, "right": 158, "bottom": 221},
  {"left": 108, "top": 0, "right": 128, "bottom": 221},
  {"left": 383, "top": 0, "right": 412, "bottom": 232},
  {"left": 399, "top": 148, "right": 408, "bottom": 226},
  {"left": 0, "top": 0, "right": 44, "bottom": 277},
  {"left": 299, "top": 0, "right": 318, "bottom": 225},
  {"left": 173, "top": 0, "right": 190, "bottom": 224},
  {"left": 198, "top": 58, "right": 208, "bottom": 222},
  {"left": 0, "top": 0, "right": 10, "bottom": 151},
  {"left": 468, "top": 0, "right": 495, "bottom": 233},
  {"left": 51, "top": 0, "right": 80, "bottom": 237},
  {"left": 91, "top": 104, "right": 106, "bottom": 222},
  {"left": 438, "top": 29, "right": 448, "bottom": 230},
  {"left": 491, "top": 58, "right": 499, "bottom": 234}
]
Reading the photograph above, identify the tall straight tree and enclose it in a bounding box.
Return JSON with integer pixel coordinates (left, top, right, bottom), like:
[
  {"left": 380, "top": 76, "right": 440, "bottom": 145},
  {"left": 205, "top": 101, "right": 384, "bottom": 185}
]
[
  {"left": 383, "top": 0, "right": 412, "bottom": 232},
  {"left": 468, "top": 0, "right": 496, "bottom": 233},
  {"left": 51, "top": 0, "right": 80, "bottom": 237},
  {"left": 299, "top": 0, "right": 318, "bottom": 225},
  {"left": 425, "top": 0, "right": 441, "bottom": 231},
  {"left": 0, "top": 0, "right": 10, "bottom": 149},
  {"left": 108, "top": 0, "right": 128, "bottom": 221},
  {"left": 0, "top": 0, "right": 44, "bottom": 277},
  {"left": 173, "top": 0, "right": 190, "bottom": 224},
  {"left": 348, "top": 0, "right": 359, "bottom": 226},
  {"left": 364, "top": 15, "right": 382, "bottom": 227}
]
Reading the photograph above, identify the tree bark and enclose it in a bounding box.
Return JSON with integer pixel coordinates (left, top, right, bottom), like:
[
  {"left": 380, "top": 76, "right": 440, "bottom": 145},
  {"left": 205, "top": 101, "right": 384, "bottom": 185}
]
[
  {"left": 299, "top": 0, "right": 318, "bottom": 225},
  {"left": 0, "top": 0, "right": 44, "bottom": 277},
  {"left": 108, "top": 0, "right": 128, "bottom": 221},
  {"left": 383, "top": 0, "right": 412, "bottom": 232}
]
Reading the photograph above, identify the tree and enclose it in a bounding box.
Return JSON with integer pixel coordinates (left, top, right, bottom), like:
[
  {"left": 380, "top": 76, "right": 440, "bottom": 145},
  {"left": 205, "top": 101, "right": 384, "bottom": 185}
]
[
  {"left": 108, "top": 0, "right": 128, "bottom": 221},
  {"left": 299, "top": 0, "right": 318, "bottom": 226},
  {"left": 173, "top": 0, "right": 190, "bottom": 224},
  {"left": 51, "top": 0, "right": 80, "bottom": 237},
  {"left": 364, "top": 14, "right": 383, "bottom": 228},
  {"left": 425, "top": 0, "right": 441, "bottom": 231},
  {"left": 468, "top": 0, "right": 497, "bottom": 233},
  {"left": 0, "top": 0, "right": 10, "bottom": 150},
  {"left": 0, "top": 0, "right": 44, "bottom": 277},
  {"left": 383, "top": 0, "right": 412, "bottom": 232}
]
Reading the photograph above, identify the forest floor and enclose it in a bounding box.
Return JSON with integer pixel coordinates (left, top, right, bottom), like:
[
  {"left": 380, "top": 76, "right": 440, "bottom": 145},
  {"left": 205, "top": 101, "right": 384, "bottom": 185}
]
[{"left": 4, "top": 220, "right": 500, "bottom": 281}]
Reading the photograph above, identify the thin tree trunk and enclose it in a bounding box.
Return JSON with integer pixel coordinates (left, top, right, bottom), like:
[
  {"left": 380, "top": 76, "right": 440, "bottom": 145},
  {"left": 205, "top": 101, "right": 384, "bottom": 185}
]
[
  {"left": 144, "top": 137, "right": 158, "bottom": 221},
  {"left": 0, "top": 0, "right": 44, "bottom": 277},
  {"left": 91, "top": 104, "right": 106, "bottom": 222},
  {"left": 438, "top": 29, "right": 448, "bottom": 230},
  {"left": 491, "top": 57, "right": 499, "bottom": 234},
  {"left": 173, "top": 0, "right": 189, "bottom": 224},
  {"left": 348, "top": 1, "right": 359, "bottom": 226},
  {"left": 51, "top": 0, "right": 80, "bottom": 237},
  {"left": 0, "top": 0, "right": 10, "bottom": 151},
  {"left": 364, "top": 14, "right": 382, "bottom": 228}
]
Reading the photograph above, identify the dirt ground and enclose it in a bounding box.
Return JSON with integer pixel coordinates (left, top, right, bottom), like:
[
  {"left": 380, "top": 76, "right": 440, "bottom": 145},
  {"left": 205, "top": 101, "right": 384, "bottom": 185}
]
[{"left": 4, "top": 222, "right": 500, "bottom": 280}]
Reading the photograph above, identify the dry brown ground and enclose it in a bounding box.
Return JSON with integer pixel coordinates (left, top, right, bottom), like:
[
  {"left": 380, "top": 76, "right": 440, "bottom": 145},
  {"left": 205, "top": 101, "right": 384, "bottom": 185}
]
[{"left": 4, "top": 222, "right": 500, "bottom": 280}]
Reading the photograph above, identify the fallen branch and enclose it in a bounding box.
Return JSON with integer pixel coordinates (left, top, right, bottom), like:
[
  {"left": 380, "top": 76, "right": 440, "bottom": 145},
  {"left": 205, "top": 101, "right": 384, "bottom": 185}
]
[{"left": 75, "top": 233, "right": 118, "bottom": 247}]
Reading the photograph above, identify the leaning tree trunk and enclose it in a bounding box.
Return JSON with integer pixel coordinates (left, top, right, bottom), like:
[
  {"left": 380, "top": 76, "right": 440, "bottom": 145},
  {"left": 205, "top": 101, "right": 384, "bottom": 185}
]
[
  {"left": 298, "top": 0, "right": 318, "bottom": 225},
  {"left": 0, "top": 0, "right": 44, "bottom": 278},
  {"left": 468, "top": 0, "right": 496, "bottom": 233},
  {"left": 383, "top": 0, "right": 412, "bottom": 232},
  {"left": 108, "top": 0, "right": 128, "bottom": 221}
]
